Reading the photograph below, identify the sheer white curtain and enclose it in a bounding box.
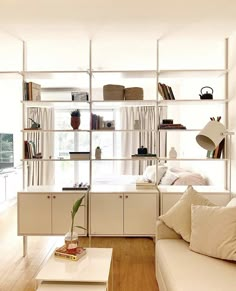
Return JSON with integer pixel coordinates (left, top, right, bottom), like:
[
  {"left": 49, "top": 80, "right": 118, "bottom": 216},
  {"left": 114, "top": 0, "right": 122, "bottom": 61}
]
[
  {"left": 120, "top": 106, "right": 156, "bottom": 175},
  {"left": 27, "top": 107, "right": 55, "bottom": 186}
]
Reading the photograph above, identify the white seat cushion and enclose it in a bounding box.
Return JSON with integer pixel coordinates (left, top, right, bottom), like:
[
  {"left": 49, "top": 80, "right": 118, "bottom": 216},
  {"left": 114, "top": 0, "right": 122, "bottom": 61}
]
[{"left": 156, "top": 239, "right": 236, "bottom": 291}]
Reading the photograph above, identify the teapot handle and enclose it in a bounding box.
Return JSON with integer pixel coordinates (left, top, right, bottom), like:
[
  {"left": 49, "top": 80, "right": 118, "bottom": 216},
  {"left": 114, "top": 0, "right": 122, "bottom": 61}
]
[{"left": 201, "top": 86, "right": 214, "bottom": 94}]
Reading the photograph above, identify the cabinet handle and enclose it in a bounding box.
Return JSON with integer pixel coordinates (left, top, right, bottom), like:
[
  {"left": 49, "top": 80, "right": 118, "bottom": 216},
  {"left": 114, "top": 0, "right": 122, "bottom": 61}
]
[
  {"left": 125, "top": 195, "right": 128, "bottom": 198},
  {"left": 119, "top": 195, "right": 122, "bottom": 198},
  {"left": 53, "top": 195, "right": 56, "bottom": 199},
  {"left": 47, "top": 195, "right": 50, "bottom": 199}
]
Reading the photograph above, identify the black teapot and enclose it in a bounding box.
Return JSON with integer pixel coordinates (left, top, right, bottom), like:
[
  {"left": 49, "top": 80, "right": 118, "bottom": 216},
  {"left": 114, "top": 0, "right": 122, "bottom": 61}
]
[
  {"left": 138, "top": 146, "right": 147, "bottom": 155},
  {"left": 199, "top": 86, "right": 213, "bottom": 100}
]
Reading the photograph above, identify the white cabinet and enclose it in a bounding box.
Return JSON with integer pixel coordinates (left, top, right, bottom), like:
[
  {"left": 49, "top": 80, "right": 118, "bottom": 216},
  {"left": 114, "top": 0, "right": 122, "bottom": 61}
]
[
  {"left": 18, "top": 190, "right": 87, "bottom": 235},
  {"left": 90, "top": 193, "right": 123, "bottom": 235},
  {"left": 124, "top": 193, "right": 156, "bottom": 235},
  {"left": 90, "top": 186, "right": 158, "bottom": 236}
]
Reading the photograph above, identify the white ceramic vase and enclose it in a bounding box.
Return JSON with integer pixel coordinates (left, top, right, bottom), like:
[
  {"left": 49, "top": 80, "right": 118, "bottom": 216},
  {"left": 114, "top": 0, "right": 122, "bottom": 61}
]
[{"left": 169, "top": 147, "right": 177, "bottom": 159}]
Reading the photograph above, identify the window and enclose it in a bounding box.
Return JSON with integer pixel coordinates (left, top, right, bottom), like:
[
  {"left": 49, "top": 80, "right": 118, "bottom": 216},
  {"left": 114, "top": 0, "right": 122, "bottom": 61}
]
[{"left": 54, "top": 108, "right": 115, "bottom": 186}]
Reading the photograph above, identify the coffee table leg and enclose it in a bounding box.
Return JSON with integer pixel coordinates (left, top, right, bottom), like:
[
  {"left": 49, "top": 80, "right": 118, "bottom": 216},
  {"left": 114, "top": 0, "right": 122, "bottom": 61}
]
[{"left": 23, "top": 235, "right": 27, "bottom": 257}]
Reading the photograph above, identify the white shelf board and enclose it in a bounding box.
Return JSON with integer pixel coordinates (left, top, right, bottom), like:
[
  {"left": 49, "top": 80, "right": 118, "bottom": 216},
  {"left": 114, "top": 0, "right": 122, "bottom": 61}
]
[
  {"left": 92, "top": 157, "right": 156, "bottom": 161},
  {"left": 22, "top": 158, "right": 90, "bottom": 162},
  {"left": 91, "top": 70, "right": 157, "bottom": 78},
  {"left": 91, "top": 129, "right": 157, "bottom": 132},
  {"left": 21, "top": 100, "right": 90, "bottom": 109},
  {"left": 91, "top": 100, "right": 157, "bottom": 108},
  {"left": 159, "top": 69, "right": 226, "bottom": 78},
  {"left": 23, "top": 70, "right": 89, "bottom": 74},
  {"left": 22, "top": 129, "right": 90, "bottom": 133},
  {"left": 158, "top": 157, "right": 228, "bottom": 161},
  {"left": 0, "top": 70, "right": 23, "bottom": 75},
  {"left": 158, "top": 128, "right": 200, "bottom": 132},
  {"left": 158, "top": 99, "right": 229, "bottom": 106}
]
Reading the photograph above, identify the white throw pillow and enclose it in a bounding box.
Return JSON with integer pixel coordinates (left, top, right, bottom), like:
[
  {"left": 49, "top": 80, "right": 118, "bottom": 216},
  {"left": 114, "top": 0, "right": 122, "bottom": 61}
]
[
  {"left": 159, "top": 186, "right": 215, "bottom": 242},
  {"left": 190, "top": 205, "right": 236, "bottom": 261},
  {"left": 143, "top": 165, "right": 167, "bottom": 184},
  {"left": 159, "top": 170, "right": 179, "bottom": 185}
]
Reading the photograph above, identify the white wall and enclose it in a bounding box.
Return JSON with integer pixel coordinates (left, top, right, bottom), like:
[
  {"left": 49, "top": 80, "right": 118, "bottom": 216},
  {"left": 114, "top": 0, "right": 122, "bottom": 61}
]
[{"left": 0, "top": 33, "right": 22, "bottom": 168}]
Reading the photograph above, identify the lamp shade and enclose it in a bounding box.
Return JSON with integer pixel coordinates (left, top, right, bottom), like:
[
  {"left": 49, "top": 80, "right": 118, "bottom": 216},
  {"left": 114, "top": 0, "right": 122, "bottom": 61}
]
[{"left": 196, "top": 120, "right": 226, "bottom": 151}]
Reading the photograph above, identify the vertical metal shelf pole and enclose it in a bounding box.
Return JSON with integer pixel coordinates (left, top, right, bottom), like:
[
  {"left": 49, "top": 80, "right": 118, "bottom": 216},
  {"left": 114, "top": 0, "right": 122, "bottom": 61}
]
[
  {"left": 88, "top": 39, "right": 92, "bottom": 247},
  {"left": 156, "top": 39, "right": 161, "bottom": 216},
  {"left": 224, "top": 38, "right": 230, "bottom": 193},
  {"left": 22, "top": 40, "right": 28, "bottom": 256}
]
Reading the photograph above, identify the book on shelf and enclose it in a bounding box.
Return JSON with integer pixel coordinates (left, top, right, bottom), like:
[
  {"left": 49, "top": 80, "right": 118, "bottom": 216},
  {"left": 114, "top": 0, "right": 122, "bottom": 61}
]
[
  {"left": 158, "top": 83, "right": 175, "bottom": 100},
  {"left": 54, "top": 245, "right": 86, "bottom": 261},
  {"left": 158, "top": 83, "right": 165, "bottom": 99},
  {"left": 159, "top": 124, "right": 186, "bottom": 129},
  {"left": 207, "top": 138, "right": 225, "bottom": 159},
  {"left": 23, "top": 82, "right": 41, "bottom": 101},
  {"left": 69, "top": 151, "right": 90, "bottom": 160},
  {"left": 167, "top": 86, "right": 175, "bottom": 100},
  {"left": 24, "top": 140, "right": 42, "bottom": 159}
]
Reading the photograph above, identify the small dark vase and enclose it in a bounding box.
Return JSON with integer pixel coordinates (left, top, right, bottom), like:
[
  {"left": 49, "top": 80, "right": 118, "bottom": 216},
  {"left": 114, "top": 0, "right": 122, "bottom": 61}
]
[{"left": 71, "top": 116, "right": 80, "bottom": 130}]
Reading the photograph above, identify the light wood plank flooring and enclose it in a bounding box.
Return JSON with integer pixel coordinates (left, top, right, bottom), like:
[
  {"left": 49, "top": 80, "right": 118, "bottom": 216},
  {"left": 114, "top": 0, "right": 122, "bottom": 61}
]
[{"left": 0, "top": 202, "right": 159, "bottom": 291}]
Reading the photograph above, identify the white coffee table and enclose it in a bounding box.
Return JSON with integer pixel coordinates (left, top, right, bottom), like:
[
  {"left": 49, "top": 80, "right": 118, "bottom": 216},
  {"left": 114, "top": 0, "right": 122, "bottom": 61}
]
[{"left": 36, "top": 248, "right": 113, "bottom": 291}]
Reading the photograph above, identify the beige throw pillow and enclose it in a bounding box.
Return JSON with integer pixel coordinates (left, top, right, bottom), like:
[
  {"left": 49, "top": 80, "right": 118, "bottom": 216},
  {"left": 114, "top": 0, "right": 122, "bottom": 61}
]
[
  {"left": 159, "top": 186, "right": 215, "bottom": 242},
  {"left": 190, "top": 205, "right": 236, "bottom": 261}
]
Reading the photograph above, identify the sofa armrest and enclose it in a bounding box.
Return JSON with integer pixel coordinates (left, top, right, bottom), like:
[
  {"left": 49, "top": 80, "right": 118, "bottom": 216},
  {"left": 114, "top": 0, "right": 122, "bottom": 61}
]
[{"left": 156, "top": 219, "right": 181, "bottom": 241}]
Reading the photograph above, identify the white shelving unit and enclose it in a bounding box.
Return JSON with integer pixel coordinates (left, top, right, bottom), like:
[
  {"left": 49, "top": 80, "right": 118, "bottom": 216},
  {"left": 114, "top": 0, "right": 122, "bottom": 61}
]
[
  {"left": 16, "top": 38, "right": 232, "bottom": 252},
  {"left": 157, "top": 38, "right": 231, "bottom": 213}
]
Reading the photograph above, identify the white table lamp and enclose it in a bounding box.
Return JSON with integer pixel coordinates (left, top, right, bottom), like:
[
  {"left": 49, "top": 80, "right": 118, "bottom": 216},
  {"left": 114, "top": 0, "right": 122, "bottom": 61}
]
[{"left": 196, "top": 120, "right": 227, "bottom": 151}]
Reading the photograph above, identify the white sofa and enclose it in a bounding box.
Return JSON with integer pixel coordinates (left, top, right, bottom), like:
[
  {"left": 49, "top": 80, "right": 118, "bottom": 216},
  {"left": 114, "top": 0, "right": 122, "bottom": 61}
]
[{"left": 155, "top": 198, "right": 236, "bottom": 291}]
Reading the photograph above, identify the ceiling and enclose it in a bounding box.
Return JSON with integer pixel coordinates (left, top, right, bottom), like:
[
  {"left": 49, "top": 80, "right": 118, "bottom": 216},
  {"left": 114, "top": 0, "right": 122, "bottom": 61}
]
[{"left": 0, "top": 0, "right": 236, "bottom": 41}]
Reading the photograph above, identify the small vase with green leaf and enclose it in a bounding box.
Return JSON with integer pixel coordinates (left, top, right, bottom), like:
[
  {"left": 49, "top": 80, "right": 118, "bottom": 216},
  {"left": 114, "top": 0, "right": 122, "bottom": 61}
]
[{"left": 64, "top": 195, "right": 86, "bottom": 253}]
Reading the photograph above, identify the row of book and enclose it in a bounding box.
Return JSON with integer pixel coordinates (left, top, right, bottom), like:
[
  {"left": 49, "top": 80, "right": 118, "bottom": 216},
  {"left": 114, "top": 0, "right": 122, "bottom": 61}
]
[
  {"left": 158, "top": 83, "right": 175, "bottom": 100},
  {"left": 207, "top": 138, "right": 225, "bottom": 159},
  {"left": 24, "top": 140, "right": 42, "bottom": 159},
  {"left": 91, "top": 113, "right": 104, "bottom": 129},
  {"left": 23, "top": 82, "right": 41, "bottom": 101}
]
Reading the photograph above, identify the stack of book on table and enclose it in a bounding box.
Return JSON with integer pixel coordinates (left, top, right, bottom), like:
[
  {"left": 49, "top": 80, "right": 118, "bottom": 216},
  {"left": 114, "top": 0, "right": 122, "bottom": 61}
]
[
  {"left": 54, "top": 245, "right": 86, "bottom": 261},
  {"left": 136, "top": 177, "right": 156, "bottom": 189}
]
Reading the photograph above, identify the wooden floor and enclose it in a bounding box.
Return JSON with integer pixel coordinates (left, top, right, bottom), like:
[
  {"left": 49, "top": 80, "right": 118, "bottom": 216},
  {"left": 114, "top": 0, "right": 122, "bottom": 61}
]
[{"left": 0, "top": 201, "right": 159, "bottom": 291}]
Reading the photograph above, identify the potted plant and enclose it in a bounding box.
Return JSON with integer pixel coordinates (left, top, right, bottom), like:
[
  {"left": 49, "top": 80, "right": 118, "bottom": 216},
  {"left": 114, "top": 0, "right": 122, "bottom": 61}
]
[
  {"left": 70, "top": 109, "right": 81, "bottom": 129},
  {"left": 65, "top": 195, "right": 86, "bottom": 252}
]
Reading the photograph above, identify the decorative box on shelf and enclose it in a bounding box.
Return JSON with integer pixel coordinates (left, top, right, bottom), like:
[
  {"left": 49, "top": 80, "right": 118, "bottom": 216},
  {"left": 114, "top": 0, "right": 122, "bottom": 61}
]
[{"left": 69, "top": 152, "right": 90, "bottom": 160}]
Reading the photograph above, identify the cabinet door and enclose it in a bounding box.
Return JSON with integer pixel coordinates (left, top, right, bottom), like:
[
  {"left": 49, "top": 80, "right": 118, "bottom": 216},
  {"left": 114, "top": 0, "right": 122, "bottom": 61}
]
[
  {"left": 90, "top": 193, "right": 123, "bottom": 235},
  {"left": 124, "top": 193, "right": 157, "bottom": 235},
  {"left": 52, "top": 193, "right": 86, "bottom": 235},
  {"left": 18, "top": 193, "right": 51, "bottom": 234}
]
